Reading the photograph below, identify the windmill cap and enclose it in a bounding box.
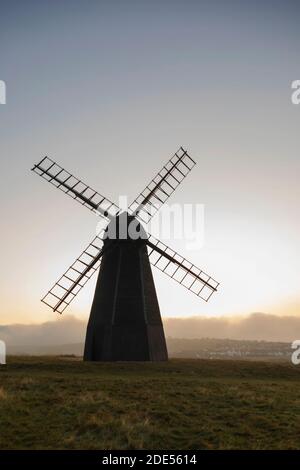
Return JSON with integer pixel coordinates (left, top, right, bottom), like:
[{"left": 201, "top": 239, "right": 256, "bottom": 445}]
[{"left": 103, "top": 211, "right": 148, "bottom": 242}]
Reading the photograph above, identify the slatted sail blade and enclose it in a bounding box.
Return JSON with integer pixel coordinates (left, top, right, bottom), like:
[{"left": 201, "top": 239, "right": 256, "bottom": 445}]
[
  {"left": 147, "top": 235, "right": 219, "bottom": 302},
  {"left": 32, "top": 156, "right": 120, "bottom": 220},
  {"left": 129, "top": 147, "right": 196, "bottom": 224},
  {"left": 42, "top": 233, "right": 105, "bottom": 313}
]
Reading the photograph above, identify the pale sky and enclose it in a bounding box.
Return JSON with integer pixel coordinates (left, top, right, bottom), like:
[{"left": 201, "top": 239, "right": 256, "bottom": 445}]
[{"left": 0, "top": 0, "right": 299, "bottom": 325}]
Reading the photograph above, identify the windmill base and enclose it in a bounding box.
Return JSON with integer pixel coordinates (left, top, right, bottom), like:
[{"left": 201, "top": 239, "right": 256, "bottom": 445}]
[
  {"left": 83, "top": 236, "right": 168, "bottom": 362},
  {"left": 84, "top": 323, "right": 167, "bottom": 361}
]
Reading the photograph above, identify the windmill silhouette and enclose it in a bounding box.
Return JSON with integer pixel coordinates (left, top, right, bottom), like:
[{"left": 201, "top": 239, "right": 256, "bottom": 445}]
[{"left": 32, "top": 147, "right": 219, "bottom": 361}]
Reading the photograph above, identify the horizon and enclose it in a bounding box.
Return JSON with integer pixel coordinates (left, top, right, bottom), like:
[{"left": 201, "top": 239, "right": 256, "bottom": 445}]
[{"left": 2, "top": 312, "right": 300, "bottom": 344}]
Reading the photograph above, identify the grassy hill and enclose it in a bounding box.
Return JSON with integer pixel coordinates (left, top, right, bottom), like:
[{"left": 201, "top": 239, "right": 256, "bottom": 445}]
[{"left": 0, "top": 357, "right": 300, "bottom": 449}]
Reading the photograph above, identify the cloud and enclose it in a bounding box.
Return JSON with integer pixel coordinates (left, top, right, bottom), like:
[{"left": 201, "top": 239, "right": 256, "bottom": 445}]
[
  {"left": 0, "top": 316, "right": 85, "bottom": 347},
  {"left": 1, "top": 313, "right": 300, "bottom": 354},
  {"left": 164, "top": 313, "right": 300, "bottom": 342}
]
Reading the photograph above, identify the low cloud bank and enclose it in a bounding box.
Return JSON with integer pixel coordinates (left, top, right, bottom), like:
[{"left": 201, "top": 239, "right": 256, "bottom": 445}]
[
  {"left": 0, "top": 316, "right": 85, "bottom": 347},
  {"left": 0, "top": 313, "right": 300, "bottom": 352},
  {"left": 164, "top": 313, "right": 300, "bottom": 342}
]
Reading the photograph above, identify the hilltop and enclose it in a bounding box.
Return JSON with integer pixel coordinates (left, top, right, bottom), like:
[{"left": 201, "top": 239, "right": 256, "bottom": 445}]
[{"left": 0, "top": 357, "right": 299, "bottom": 449}]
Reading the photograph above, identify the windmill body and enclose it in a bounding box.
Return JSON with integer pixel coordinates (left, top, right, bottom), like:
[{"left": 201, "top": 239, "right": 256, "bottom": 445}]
[
  {"left": 32, "top": 147, "right": 219, "bottom": 362},
  {"left": 84, "top": 213, "right": 168, "bottom": 361}
]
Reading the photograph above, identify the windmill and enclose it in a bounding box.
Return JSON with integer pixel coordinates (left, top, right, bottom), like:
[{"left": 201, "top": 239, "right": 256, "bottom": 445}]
[{"left": 31, "top": 147, "right": 219, "bottom": 361}]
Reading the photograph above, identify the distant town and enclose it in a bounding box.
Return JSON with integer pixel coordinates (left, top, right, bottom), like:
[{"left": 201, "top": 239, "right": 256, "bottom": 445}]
[{"left": 167, "top": 338, "right": 292, "bottom": 361}]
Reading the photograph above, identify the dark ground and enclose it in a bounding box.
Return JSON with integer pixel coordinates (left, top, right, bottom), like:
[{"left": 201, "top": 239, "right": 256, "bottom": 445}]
[{"left": 0, "top": 357, "right": 299, "bottom": 449}]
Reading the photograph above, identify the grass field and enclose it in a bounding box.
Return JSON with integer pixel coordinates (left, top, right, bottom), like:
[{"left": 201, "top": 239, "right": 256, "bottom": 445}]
[{"left": 0, "top": 357, "right": 300, "bottom": 450}]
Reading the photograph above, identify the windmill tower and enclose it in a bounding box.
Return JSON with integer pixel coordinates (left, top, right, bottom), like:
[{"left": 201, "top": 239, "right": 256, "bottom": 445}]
[{"left": 32, "top": 147, "right": 219, "bottom": 361}]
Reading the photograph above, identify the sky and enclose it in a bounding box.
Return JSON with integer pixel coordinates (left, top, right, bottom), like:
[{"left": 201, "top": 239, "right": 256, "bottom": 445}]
[{"left": 0, "top": 0, "right": 299, "bottom": 326}]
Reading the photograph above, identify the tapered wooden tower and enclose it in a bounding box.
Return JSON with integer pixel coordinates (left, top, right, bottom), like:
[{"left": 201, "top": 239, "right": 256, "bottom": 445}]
[
  {"left": 84, "top": 214, "right": 168, "bottom": 361},
  {"left": 32, "top": 147, "right": 219, "bottom": 362}
]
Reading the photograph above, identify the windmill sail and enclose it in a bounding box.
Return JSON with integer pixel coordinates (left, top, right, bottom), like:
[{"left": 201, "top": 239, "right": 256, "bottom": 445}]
[
  {"left": 42, "top": 232, "right": 105, "bottom": 313},
  {"left": 129, "top": 147, "right": 196, "bottom": 224},
  {"left": 147, "top": 235, "right": 219, "bottom": 302},
  {"left": 32, "top": 156, "right": 120, "bottom": 220}
]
